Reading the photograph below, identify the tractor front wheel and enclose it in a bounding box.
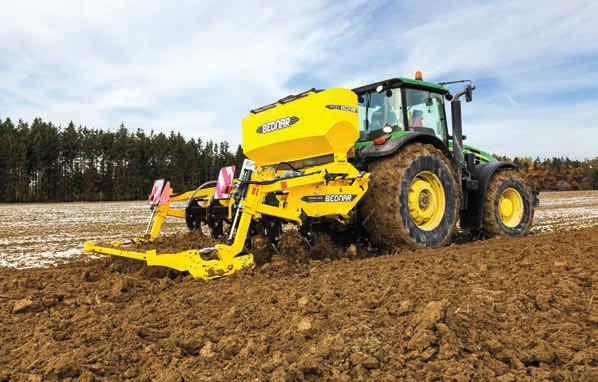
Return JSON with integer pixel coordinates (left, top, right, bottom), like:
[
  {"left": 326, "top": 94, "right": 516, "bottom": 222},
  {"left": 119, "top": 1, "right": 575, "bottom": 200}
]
[
  {"left": 482, "top": 169, "right": 534, "bottom": 237},
  {"left": 361, "top": 143, "right": 461, "bottom": 248}
]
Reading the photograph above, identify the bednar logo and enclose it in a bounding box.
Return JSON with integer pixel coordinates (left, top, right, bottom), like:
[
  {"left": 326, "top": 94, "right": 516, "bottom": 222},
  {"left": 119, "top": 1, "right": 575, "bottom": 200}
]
[
  {"left": 256, "top": 116, "right": 299, "bottom": 134},
  {"left": 301, "top": 194, "right": 358, "bottom": 203},
  {"left": 325, "top": 104, "right": 357, "bottom": 113}
]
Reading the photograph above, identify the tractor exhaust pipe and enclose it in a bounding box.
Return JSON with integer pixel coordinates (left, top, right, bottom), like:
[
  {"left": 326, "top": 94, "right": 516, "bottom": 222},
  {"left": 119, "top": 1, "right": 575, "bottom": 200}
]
[
  {"left": 450, "top": 84, "right": 475, "bottom": 176},
  {"left": 451, "top": 100, "right": 465, "bottom": 176}
]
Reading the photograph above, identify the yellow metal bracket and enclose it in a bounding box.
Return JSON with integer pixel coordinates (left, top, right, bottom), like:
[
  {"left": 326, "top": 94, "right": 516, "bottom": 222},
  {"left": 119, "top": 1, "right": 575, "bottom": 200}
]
[{"left": 83, "top": 241, "right": 254, "bottom": 280}]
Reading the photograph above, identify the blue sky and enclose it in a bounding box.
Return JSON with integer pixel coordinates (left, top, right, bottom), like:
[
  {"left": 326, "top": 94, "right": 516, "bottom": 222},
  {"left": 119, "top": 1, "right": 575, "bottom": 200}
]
[{"left": 1, "top": 0, "right": 597, "bottom": 158}]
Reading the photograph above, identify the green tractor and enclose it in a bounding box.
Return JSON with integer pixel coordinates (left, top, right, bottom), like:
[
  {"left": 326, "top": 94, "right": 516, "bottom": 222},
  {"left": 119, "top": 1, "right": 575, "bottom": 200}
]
[{"left": 351, "top": 74, "right": 537, "bottom": 248}]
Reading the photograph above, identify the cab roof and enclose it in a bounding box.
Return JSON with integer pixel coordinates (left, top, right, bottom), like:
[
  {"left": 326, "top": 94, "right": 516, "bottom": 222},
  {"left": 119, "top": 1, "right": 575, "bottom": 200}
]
[{"left": 352, "top": 77, "right": 448, "bottom": 95}]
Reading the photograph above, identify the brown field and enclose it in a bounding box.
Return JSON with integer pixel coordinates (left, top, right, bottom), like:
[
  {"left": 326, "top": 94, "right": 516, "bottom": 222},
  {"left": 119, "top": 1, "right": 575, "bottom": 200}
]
[
  {"left": 1, "top": 191, "right": 596, "bottom": 269},
  {"left": 0, "top": 191, "right": 597, "bottom": 380},
  {"left": 0, "top": 201, "right": 187, "bottom": 269}
]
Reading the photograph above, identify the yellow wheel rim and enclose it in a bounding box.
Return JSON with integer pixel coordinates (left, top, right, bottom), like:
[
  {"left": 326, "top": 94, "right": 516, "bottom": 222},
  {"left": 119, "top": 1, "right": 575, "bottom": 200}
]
[
  {"left": 498, "top": 187, "right": 524, "bottom": 228},
  {"left": 408, "top": 171, "right": 445, "bottom": 231}
]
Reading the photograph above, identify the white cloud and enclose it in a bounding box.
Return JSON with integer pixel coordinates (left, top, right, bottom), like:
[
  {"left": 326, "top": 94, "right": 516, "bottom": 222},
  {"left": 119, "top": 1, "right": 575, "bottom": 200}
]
[
  {"left": 330, "top": 0, "right": 598, "bottom": 159},
  {"left": 0, "top": 0, "right": 596, "bottom": 158},
  {"left": 462, "top": 98, "right": 598, "bottom": 159},
  {"left": 1, "top": 0, "right": 370, "bottom": 143}
]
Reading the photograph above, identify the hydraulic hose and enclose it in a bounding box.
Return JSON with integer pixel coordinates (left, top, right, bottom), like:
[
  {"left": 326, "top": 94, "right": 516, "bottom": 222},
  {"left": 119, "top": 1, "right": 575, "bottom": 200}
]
[{"left": 187, "top": 180, "right": 218, "bottom": 206}]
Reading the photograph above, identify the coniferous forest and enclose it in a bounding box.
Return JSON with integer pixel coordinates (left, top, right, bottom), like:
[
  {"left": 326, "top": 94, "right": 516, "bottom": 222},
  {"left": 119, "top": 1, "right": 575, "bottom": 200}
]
[
  {"left": 0, "top": 117, "right": 596, "bottom": 203},
  {"left": 0, "top": 118, "right": 245, "bottom": 202}
]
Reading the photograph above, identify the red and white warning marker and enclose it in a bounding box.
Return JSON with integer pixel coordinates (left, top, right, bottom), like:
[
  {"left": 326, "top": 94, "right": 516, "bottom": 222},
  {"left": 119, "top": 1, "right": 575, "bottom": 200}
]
[
  {"left": 148, "top": 179, "right": 171, "bottom": 206},
  {"left": 145, "top": 179, "right": 171, "bottom": 235},
  {"left": 215, "top": 166, "right": 236, "bottom": 199},
  {"left": 148, "top": 179, "right": 164, "bottom": 205}
]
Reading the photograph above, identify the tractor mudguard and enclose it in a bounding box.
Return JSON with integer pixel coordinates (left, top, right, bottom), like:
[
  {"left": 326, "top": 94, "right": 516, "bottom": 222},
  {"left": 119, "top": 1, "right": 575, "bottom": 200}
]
[
  {"left": 460, "top": 161, "right": 517, "bottom": 230},
  {"left": 359, "top": 132, "right": 451, "bottom": 160}
]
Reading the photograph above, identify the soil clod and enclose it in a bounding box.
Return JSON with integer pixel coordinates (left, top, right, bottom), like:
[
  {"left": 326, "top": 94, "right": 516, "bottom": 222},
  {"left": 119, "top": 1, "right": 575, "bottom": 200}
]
[{"left": 12, "top": 298, "right": 37, "bottom": 314}]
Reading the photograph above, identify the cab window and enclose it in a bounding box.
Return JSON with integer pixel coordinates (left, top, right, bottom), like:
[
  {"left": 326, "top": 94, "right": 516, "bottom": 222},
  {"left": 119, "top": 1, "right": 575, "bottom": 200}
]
[
  {"left": 404, "top": 89, "right": 447, "bottom": 141},
  {"left": 357, "top": 89, "right": 404, "bottom": 140}
]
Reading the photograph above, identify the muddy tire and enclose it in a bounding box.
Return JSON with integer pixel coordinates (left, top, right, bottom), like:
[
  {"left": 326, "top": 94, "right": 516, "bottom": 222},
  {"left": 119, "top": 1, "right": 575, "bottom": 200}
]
[
  {"left": 482, "top": 169, "right": 534, "bottom": 237},
  {"left": 361, "top": 143, "right": 461, "bottom": 248}
]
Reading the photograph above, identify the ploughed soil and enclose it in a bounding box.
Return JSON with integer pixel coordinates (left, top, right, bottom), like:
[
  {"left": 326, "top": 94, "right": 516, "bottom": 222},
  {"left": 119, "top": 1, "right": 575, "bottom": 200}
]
[{"left": 1, "top": 227, "right": 597, "bottom": 381}]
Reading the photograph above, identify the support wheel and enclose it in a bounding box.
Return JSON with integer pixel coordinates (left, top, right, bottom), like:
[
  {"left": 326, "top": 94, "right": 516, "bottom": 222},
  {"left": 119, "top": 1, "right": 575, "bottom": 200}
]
[
  {"left": 361, "top": 143, "right": 460, "bottom": 248},
  {"left": 482, "top": 169, "right": 534, "bottom": 237}
]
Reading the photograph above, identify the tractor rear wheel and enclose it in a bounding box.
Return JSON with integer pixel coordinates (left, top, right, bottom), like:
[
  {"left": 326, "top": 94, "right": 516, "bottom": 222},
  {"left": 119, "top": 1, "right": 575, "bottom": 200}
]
[
  {"left": 482, "top": 169, "right": 534, "bottom": 237},
  {"left": 361, "top": 143, "right": 461, "bottom": 248}
]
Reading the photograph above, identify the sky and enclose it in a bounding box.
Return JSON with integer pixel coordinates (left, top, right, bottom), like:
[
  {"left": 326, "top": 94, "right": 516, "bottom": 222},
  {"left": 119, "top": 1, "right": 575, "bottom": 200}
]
[{"left": 1, "top": 0, "right": 597, "bottom": 159}]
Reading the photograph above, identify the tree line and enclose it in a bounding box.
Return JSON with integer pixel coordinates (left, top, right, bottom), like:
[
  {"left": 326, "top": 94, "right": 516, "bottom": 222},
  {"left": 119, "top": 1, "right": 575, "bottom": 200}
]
[
  {"left": 0, "top": 118, "right": 244, "bottom": 202},
  {"left": 495, "top": 155, "right": 598, "bottom": 191},
  {"left": 0, "top": 117, "right": 596, "bottom": 203}
]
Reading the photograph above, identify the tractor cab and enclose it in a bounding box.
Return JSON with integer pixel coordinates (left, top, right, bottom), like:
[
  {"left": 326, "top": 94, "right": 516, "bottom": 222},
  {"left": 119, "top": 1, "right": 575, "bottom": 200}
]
[
  {"left": 353, "top": 75, "right": 497, "bottom": 166},
  {"left": 353, "top": 77, "right": 449, "bottom": 144}
]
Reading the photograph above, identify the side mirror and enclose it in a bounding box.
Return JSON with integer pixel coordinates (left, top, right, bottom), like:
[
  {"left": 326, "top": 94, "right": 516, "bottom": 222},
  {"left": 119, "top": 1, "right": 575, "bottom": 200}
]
[{"left": 465, "top": 85, "right": 473, "bottom": 102}]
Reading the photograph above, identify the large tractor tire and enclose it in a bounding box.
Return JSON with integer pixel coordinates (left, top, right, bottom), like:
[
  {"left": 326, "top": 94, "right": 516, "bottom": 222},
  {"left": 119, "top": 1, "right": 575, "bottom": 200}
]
[
  {"left": 482, "top": 169, "right": 534, "bottom": 237},
  {"left": 361, "top": 143, "right": 461, "bottom": 248}
]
